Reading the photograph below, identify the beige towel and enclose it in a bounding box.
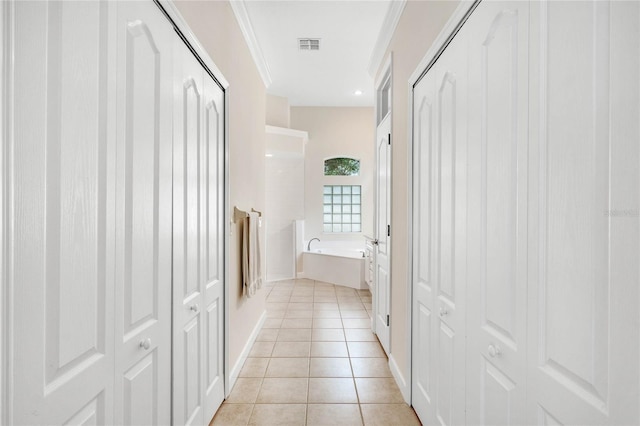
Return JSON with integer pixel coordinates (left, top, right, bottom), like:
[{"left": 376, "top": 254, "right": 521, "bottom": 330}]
[{"left": 242, "top": 212, "right": 262, "bottom": 297}]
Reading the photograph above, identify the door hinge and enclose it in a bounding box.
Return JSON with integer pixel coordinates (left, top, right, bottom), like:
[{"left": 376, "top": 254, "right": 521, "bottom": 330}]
[
  {"left": 386, "top": 315, "right": 390, "bottom": 327},
  {"left": 387, "top": 224, "right": 390, "bottom": 237},
  {"left": 388, "top": 133, "right": 391, "bottom": 145}
]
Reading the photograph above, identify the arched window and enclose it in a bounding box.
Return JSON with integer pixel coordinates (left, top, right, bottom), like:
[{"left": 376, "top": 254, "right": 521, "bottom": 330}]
[{"left": 324, "top": 157, "right": 360, "bottom": 176}]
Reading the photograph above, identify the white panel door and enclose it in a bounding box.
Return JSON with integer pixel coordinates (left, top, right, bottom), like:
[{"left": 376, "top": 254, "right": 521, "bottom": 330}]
[
  {"left": 412, "top": 28, "right": 468, "bottom": 426},
  {"left": 201, "top": 71, "right": 225, "bottom": 421},
  {"left": 113, "top": 2, "right": 173, "bottom": 425},
  {"left": 375, "top": 114, "right": 391, "bottom": 354},
  {"left": 9, "top": 1, "right": 116, "bottom": 423},
  {"left": 173, "top": 38, "right": 205, "bottom": 426},
  {"left": 527, "top": 2, "right": 640, "bottom": 424},
  {"left": 432, "top": 34, "right": 468, "bottom": 426},
  {"left": 412, "top": 62, "right": 437, "bottom": 423},
  {"left": 465, "top": 2, "right": 529, "bottom": 425}
]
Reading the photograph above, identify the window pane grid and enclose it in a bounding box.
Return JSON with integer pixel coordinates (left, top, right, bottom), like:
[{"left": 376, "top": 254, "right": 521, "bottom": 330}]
[{"left": 323, "top": 185, "right": 362, "bottom": 233}]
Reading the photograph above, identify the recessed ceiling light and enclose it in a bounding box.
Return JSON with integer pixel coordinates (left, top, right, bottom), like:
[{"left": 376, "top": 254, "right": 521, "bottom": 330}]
[
  {"left": 354, "top": 90, "right": 363, "bottom": 96},
  {"left": 265, "top": 154, "right": 273, "bottom": 157}
]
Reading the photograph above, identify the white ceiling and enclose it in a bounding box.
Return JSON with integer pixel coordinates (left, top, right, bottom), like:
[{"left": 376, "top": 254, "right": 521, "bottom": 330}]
[{"left": 242, "top": 1, "right": 392, "bottom": 107}]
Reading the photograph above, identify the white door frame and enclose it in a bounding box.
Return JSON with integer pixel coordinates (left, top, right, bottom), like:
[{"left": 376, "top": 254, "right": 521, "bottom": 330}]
[
  {"left": 373, "top": 54, "right": 392, "bottom": 344},
  {"left": 157, "top": 0, "right": 232, "bottom": 401},
  {"left": 406, "top": 0, "right": 479, "bottom": 410}
]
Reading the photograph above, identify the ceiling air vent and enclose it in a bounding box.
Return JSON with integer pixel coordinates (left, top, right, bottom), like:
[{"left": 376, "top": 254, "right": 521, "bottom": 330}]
[{"left": 299, "top": 38, "right": 320, "bottom": 51}]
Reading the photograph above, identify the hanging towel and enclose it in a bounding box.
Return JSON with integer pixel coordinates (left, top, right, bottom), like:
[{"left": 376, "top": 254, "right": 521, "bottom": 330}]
[{"left": 242, "top": 212, "right": 262, "bottom": 297}]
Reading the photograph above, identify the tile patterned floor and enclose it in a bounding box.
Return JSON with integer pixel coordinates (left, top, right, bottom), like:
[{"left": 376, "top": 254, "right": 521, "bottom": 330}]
[{"left": 210, "top": 279, "right": 421, "bottom": 426}]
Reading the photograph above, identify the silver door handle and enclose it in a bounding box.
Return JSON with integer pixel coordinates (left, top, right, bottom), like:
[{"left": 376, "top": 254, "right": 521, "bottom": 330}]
[
  {"left": 139, "top": 338, "right": 151, "bottom": 350},
  {"left": 372, "top": 239, "right": 379, "bottom": 246},
  {"left": 488, "top": 344, "right": 502, "bottom": 358},
  {"left": 190, "top": 304, "right": 199, "bottom": 313}
]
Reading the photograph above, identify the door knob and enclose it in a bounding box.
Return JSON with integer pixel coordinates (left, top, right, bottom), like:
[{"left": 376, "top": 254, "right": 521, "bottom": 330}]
[
  {"left": 190, "top": 304, "right": 199, "bottom": 313},
  {"left": 439, "top": 307, "right": 448, "bottom": 316},
  {"left": 372, "top": 239, "right": 379, "bottom": 246},
  {"left": 139, "top": 338, "right": 151, "bottom": 350},
  {"left": 488, "top": 344, "right": 502, "bottom": 358}
]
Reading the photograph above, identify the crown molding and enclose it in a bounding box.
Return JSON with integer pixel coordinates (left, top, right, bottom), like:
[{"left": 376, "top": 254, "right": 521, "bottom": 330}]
[
  {"left": 367, "top": 0, "right": 407, "bottom": 78},
  {"left": 229, "top": 0, "right": 272, "bottom": 88}
]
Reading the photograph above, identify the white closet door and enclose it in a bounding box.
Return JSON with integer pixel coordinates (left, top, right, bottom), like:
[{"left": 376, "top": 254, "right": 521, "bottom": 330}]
[
  {"left": 201, "top": 75, "right": 226, "bottom": 420},
  {"left": 9, "top": 1, "right": 117, "bottom": 424},
  {"left": 411, "top": 60, "right": 437, "bottom": 424},
  {"left": 375, "top": 114, "right": 391, "bottom": 354},
  {"left": 465, "top": 2, "right": 529, "bottom": 425},
  {"left": 113, "top": 2, "right": 173, "bottom": 425},
  {"left": 173, "top": 38, "right": 206, "bottom": 426},
  {"left": 412, "top": 27, "right": 469, "bottom": 426},
  {"left": 527, "top": 2, "right": 640, "bottom": 424}
]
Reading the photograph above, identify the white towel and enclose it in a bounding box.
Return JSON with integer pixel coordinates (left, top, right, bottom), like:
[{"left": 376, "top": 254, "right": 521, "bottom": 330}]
[{"left": 242, "top": 212, "right": 262, "bottom": 297}]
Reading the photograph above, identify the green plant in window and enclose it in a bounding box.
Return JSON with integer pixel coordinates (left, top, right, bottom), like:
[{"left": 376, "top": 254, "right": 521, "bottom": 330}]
[{"left": 324, "top": 158, "right": 360, "bottom": 176}]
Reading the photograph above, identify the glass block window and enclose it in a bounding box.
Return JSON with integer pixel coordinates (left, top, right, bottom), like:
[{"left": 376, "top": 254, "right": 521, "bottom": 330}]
[
  {"left": 323, "top": 185, "right": 361, "bottom": 233},
  {"left": 324, "top": 158, "right": 360, "bottom": 176}
]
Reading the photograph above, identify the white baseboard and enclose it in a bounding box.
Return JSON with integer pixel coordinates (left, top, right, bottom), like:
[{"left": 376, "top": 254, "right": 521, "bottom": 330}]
[
  {"left": 389, "top": 354, "right": 411, "bottom": 404},
  {"left": 228, "top": 310, "right": 267, "bottom": 395}
]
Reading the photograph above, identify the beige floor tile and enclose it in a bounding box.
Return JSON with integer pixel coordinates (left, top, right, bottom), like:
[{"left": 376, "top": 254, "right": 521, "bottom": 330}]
[
  {"left": 312, "top": 329, "right": 345, "bottom": 342},
  {"left": 266, "top": 310, "right": 286, "bottom": 319},
  {"left": 311, "top": 341, "right": 349, "bottom": 357},
  {"left": 314, "top": 302, "right": 340, "bottom": 311},
  {"left": 255, "top": 378, "right": 308, "bottom": 403},
  {"left": 262, "top": 318, "right": 283, "bottom": 329},
  {"left": 265, "top": 357, "right": 309, "bottom": 377},
  {"left": 225, "top": 378, "right": 262, "bottom": 403},
  {"left": 281, "top": 318, "right": 313, "bottom": 329},
  {"left": 248, "top": 404, "right": 306, "bottom": 426},
  {"left": 255, "top": 329, "right": 279, "bottom": 342},
  {"left": 210, "top": 403, "right": 253, "bottom": 426},
  {"left": 313, "top": 310, "right": 342, "bottom": 319},
  {"left": 277, "top": 328, "right": 312, "bottom": 342},
  {"left": 355, "top": 378, "right": 405, "bottom": 404},
  {"left": 306, "top": 404, "right": 363, "bottom": 426},
  {"left": 272, "top": 341, "right": 311, "bottom": 357},
  {"left": 335, "top": 288, "right": 357, "bottom": 295},
  {"left": 239, "top": 357, "right": 269, "bottom": 378},
  {"left": 308, "top": 378, "right": 358, "bottom": 403},
  {"left": 347, "top": 342, "right": 386, "bottom": 358},
  {"left": 342, "top": 319, "right": 371, "bottom": 328},
  {"left": 340, "top": 310, "right": 369, "bottom": 319},
  {"left": 248, "top": 341, "right": 275, "bottom": 357},
  {"left": 288, "top": 302, "right": 314, "bottom": 311},
  {"left": 350, "top": 358, "right": 392, "bottom": 378},
  {"left": 344, "top": 328, "right": 377, "bottom": 342},
  {"left": 338, "top": 302, "right": 365, "bottom": 310},
  {"left": 309, "top": 357, "right": 352, "bottom": 377},
  {"left": 284, "top": 310, "right": 314, "bottom": 319},
  {"left": 266, "top": 302, "right": 289, "bottom": 311},
  {"left": 267, "top": 295, "right": 291, "bottom": 303},
  {"left": 314, "top": 296, "right": 338, "bottom": 303},
  {"left": 289, "top": 296, "right": 314, "bottom": 303},
  {"left": 291, "top": 289, "right": 314, "bottom": 297},
  {"left": 360, "top": 404, "right": 421, "bottom": 426},
  {"left": 313, "top": 318, "right": 344, "bottom": 329}
]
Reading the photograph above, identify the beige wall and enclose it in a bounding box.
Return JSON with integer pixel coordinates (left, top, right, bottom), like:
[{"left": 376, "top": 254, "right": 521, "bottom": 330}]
[
  {"left": 291, "top": 107, "right": 375, "bottom": 243},
  {"left": 266, "top": 94, "right": 290, "bottom": 128},
  {"left": 374, "top": 0, "right": 460, "bottom": 383},
  {"left": 175, "top": 0, "right": 268, "bottom": 376}
]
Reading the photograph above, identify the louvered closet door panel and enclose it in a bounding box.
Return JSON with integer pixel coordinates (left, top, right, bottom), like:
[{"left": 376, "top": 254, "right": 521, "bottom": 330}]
[
  {"left": 113, "top": 1, "right": 173, "bottom": 425},
  {"left": 173, "top": 38, "right": 206, "bottom": 426},
  {"left": 10, "top": 1, "right": 116, "bottom": 424},
  {"left": 465, "top": 2, "right": 530, "bottom": 425},
  {"left": 202, "top": 75, "right": 225, "bottom": 421},
  {"left": 527, "top": 2, "right": 640, "bottom": 424}
]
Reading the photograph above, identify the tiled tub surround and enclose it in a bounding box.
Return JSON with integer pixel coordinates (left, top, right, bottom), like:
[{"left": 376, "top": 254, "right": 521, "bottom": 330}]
[{"left": 211, "top": 279, "right": 421, "bottom": 425}]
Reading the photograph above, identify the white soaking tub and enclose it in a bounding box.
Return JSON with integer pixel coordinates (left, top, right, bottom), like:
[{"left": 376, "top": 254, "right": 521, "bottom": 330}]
[{"left": 302, "top": 248, "right": 367, "bottom": 290}]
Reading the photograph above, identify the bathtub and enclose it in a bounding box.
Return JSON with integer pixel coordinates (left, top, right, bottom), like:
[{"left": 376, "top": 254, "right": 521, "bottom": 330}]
[{"left": 301, "top": 248, "right": 367, "bottom": 290}]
